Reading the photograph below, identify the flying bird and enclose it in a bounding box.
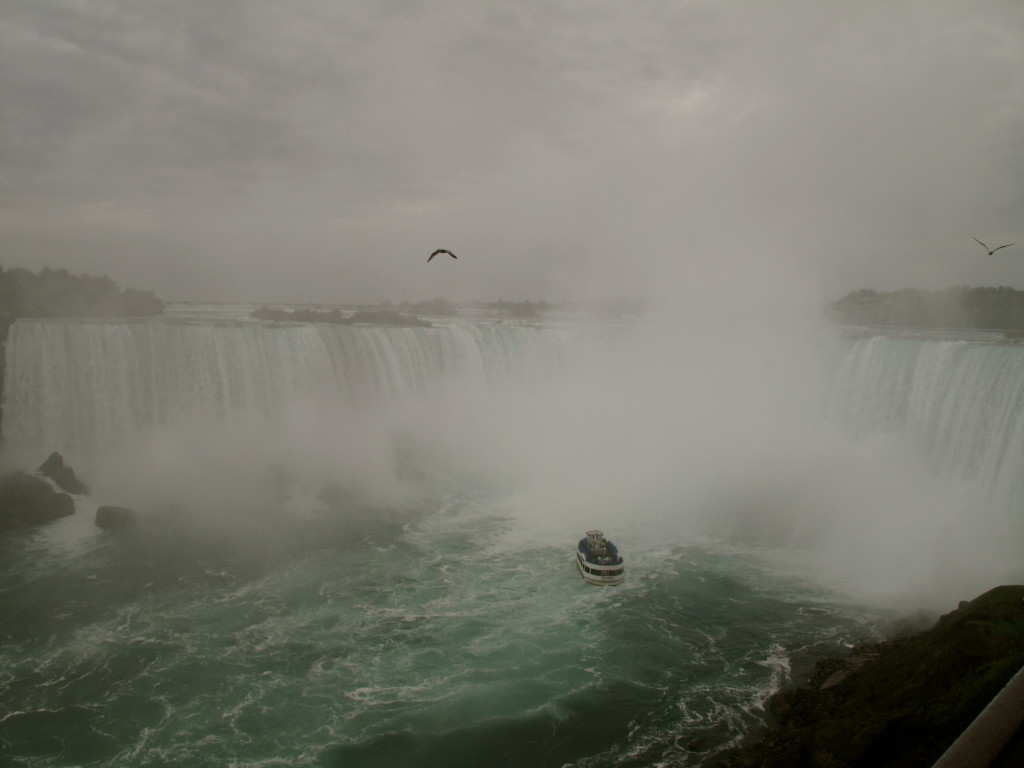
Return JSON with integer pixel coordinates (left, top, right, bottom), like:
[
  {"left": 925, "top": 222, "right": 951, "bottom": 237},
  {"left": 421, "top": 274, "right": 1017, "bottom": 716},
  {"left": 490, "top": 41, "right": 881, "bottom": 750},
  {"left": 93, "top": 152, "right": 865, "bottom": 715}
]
[
  {"left": 427, "top": 249, "right": 457, "bottom": 262},
  {"left": 972, "top": 237, "right": 1015, "bottom": 255}
]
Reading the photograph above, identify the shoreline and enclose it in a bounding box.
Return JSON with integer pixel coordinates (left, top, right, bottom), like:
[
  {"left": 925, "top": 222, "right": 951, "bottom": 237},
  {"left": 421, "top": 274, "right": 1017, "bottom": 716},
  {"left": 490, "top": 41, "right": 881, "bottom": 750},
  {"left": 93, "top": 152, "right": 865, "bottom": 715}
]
[{"left": 711, "top": 585, "right": 1024, "bottom": 767}]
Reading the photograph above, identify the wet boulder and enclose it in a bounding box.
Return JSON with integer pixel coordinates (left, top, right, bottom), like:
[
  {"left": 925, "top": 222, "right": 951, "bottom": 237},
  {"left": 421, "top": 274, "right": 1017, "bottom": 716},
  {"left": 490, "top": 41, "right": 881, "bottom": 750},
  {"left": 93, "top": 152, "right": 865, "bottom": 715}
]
[
  {"left": 0, "top": 471, "right": 75, "bottom": 529},
  {"left": 95, "top": 506, "right": 137, "bottom": 530},
  {"left": 37, "top": 452, "right": 89, "bottom": 495}
]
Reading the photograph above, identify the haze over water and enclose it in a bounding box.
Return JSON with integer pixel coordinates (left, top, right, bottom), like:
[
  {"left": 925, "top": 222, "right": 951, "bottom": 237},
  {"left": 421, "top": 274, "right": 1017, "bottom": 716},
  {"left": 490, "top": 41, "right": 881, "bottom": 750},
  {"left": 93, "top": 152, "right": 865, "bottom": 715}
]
[
  {"left": 2, "top": 1, "right": 1023, "bottom": 765},
  {"left": 2, "top": 305, "right": 1022, "bottom": 766},
  {"left": 1, "top": 1, "right": 1022, "bottom": 302}
]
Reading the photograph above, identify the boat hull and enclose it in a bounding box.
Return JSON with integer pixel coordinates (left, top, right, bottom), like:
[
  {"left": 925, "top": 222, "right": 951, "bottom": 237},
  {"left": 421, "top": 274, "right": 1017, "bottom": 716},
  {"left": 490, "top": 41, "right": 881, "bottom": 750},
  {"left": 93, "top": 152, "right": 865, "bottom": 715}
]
[{"left": 576, "top": 551, "right": 624, "bottom": 586}]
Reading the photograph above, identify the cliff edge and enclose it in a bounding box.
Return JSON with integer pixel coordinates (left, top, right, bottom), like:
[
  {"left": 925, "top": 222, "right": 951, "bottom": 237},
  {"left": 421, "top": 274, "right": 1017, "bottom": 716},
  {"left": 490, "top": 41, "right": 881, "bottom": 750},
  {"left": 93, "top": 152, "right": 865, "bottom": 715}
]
[{"left": 713, "top": 585, "right": 1024, "bottom": 768}]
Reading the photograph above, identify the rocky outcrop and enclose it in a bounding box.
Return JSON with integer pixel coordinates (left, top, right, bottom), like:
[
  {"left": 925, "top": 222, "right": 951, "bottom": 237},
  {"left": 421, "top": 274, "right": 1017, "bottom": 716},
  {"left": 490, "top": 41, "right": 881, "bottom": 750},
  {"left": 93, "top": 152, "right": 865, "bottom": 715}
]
[
  {"left": 95, "top": 505, "right": 137, "bottom": 530},
  {"left": 37, "top": 452, "right": 89, "bottom": 495},
  {"left": 713, "top": 585, "right": 1024, "bottom": 768},
  {"left": 0, "top": 471, "right": 75, "bottom": 529}
]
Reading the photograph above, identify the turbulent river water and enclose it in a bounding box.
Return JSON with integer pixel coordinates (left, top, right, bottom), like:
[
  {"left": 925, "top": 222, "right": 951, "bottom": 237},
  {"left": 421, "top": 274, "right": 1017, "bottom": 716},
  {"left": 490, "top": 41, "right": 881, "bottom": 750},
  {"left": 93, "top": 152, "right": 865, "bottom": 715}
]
[{"left": 1, "top": 308, "right": 1022, "bottom": 767}]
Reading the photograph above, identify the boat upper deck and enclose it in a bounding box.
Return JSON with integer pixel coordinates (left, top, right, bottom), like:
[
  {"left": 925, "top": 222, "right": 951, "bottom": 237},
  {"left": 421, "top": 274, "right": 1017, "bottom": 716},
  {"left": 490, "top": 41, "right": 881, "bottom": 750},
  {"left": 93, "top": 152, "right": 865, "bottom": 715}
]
[{"left": 578, "top": 530, "right": 623, "bottom": 566}]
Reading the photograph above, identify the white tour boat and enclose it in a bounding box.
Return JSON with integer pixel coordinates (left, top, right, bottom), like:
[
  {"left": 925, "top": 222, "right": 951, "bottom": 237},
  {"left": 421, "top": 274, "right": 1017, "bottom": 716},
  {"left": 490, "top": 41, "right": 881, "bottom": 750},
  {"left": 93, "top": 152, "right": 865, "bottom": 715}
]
[{"left": 576, "top": 529, "right": 624, "bottom": 586}]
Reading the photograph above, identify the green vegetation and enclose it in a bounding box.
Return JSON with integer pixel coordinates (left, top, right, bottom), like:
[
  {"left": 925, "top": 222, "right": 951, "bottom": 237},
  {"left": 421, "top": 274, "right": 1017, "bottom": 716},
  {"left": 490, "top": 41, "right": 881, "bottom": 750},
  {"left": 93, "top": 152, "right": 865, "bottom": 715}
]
[
  {"left": 715, "top": 585, "right": 1024, "bottom": 768},
  {"left": 0, "top": 266, "right": 164, "bottom": 318},
  {"left": 829, "top": 286, "right": 1024, "bottom": 330},
  {"left": 252, "top": 306, "right": 431, "bottom": 327}
]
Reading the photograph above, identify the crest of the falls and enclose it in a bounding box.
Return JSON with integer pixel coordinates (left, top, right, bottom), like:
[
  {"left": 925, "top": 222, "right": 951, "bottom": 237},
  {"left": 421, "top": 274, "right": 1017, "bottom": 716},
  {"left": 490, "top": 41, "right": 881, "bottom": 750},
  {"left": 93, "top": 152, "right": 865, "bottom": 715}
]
[{"left": 2, "top": 319, "right": 588, "bottom": 468}]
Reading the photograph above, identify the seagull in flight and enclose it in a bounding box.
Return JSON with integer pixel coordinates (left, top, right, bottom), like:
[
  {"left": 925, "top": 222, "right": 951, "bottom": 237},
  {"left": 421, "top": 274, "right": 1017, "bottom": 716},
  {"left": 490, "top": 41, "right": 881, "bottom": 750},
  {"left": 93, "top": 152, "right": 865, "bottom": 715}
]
[
  {"left": 427, "top": 248, "right": 457, "bottom": 262},
  {"left": 973, "top": 237, "right": 1015, "bottom": 255}
]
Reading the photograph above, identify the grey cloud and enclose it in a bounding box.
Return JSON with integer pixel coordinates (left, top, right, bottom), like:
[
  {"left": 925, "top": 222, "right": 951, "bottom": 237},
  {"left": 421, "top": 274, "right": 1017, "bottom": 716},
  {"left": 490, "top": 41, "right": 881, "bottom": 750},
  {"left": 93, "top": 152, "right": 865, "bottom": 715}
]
[
  {"left": 3, "top": 1, "right": 713, "bottom": 204},
  {"left": 1, "top": 0, "right": 1022, "bottom": 303}
]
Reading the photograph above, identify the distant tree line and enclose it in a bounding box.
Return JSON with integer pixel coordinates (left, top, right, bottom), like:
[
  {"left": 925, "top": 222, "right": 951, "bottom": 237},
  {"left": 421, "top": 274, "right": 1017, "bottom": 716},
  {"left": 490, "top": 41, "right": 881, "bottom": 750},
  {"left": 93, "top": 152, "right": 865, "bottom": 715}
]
[
  {"left": 478, "top": 300, "right": 548, "bottom": 318},
  {"left": 252, "top": 306, "right": 431, "bottom": 327},
  {"left": 829, "top": 286, "right": 1024, "bottom": 330},
  {"left": 0, "top": 266, "right": 165, "bottom": 318}
]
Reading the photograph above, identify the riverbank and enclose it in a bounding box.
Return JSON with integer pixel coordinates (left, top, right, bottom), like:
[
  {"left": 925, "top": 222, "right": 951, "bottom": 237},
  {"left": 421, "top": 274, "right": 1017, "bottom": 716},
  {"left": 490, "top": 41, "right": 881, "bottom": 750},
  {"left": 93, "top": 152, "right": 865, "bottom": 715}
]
[{"left": 712, "top": 585, "right": 1024, "bottom": 768}]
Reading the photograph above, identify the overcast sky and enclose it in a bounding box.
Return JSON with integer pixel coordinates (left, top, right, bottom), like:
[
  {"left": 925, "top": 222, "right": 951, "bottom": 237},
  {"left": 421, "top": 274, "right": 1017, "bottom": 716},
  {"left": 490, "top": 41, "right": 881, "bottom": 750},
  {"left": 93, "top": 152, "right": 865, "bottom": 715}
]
[{"left": 2, "top": 0, "right": 1022, "bottom": 305}]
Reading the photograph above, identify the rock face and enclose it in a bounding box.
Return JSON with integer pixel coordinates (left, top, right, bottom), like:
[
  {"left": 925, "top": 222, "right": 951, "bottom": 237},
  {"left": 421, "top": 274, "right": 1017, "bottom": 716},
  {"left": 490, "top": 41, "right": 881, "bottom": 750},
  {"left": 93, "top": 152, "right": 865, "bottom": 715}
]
[
  {"left": 0, "top": 471, "right": 75, "bottom": 529},
  {"left": 37, "top": 452, "right": 89, "bottom": 495},
  {"left": 713, "top": 585, "right": 1024, "bottom": 768},
  {"left": 95, "top": 505, "right": 137, "bottom": 530}
]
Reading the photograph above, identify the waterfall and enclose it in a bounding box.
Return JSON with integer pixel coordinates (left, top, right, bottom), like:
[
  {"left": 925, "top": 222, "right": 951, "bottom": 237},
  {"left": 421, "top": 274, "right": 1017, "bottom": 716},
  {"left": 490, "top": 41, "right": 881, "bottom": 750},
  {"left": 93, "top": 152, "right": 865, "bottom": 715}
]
[
  {"left": 1, "top": 319, "right": 590, "bottom": 473},
  {"left": 3, "top": 320, "right": 1022, "bottom": 518},
  {"left": 820, "top": 335, "right": 1024, "bottom": 515}
]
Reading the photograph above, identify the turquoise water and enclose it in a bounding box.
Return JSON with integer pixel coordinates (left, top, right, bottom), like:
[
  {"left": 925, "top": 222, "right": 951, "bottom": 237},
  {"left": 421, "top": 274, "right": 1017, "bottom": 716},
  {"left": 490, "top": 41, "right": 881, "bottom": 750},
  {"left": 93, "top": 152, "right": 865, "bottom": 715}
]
[{"left": 0, "top": 488, "right": 880, "bottom": 767}]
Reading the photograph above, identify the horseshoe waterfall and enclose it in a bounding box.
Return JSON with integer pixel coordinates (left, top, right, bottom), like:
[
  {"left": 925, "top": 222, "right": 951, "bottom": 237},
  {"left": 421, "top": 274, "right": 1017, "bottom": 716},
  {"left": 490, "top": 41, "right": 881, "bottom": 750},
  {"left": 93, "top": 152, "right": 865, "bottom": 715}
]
[{"left": 1, "top": 314, "right": 1022, "bottom": 767}]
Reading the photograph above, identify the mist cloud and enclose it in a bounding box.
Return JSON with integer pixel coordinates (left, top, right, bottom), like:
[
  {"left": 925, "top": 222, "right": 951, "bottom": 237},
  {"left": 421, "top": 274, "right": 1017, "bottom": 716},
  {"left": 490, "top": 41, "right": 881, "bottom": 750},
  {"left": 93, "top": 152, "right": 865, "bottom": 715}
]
[{"left": 1, "top": 0, "right": 1022, "bottom": 303}]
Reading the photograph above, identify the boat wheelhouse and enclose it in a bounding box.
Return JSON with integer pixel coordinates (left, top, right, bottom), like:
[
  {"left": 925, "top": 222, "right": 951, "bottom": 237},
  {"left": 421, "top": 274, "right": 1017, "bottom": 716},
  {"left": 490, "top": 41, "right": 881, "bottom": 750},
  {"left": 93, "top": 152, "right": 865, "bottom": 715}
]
[{"left": 576, "top": 529, "right": 624, "bottom": 586}]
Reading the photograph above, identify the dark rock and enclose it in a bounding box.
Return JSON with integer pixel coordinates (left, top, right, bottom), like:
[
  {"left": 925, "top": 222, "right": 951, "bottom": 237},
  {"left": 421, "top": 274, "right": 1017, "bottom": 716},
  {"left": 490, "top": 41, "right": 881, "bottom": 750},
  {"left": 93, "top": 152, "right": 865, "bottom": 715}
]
[
  {"left": 0, "top": 471, "right": 75, "bottom": 528},
  {"left": 37, "top": 451, "right": 63, "bottom": 475},
  {"left": 818, "top": 668, "right": 853, "bottom": 691},
  {"left": 95, "top": 506, "right": 137, "bottom": 530},
  {"left": 769, "top": 690, "right": 794, "bottom": 718},
  {"left": 713, "top": 586, "right": 1024, "bottom": 768},
  {"left": 37, "top": 451, "right": 89, "bottom": 495},
  {"left": 817, "top": 651, "right": 879, "bottom": 691}
]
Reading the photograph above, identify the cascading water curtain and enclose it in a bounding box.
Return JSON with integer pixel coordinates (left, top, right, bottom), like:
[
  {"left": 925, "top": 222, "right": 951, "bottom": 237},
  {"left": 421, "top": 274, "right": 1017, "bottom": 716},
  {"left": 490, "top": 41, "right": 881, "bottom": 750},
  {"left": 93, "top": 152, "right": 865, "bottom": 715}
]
[
  {"left": 1, "top": 319, "right": 592, "bottom": 471},
  {"left": 820, "top": 335, "right": 1024, "bottom": 516}
]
